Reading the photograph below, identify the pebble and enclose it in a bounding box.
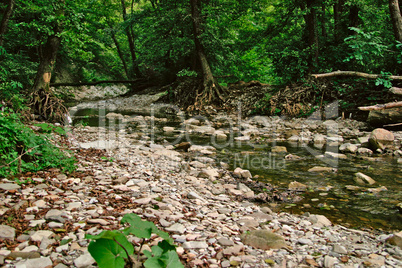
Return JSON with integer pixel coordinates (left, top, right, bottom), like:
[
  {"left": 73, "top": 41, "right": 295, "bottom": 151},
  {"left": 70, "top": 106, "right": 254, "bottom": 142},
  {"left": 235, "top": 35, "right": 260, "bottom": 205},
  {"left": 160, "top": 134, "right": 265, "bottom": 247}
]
[{"left": 0, "top": 123, "right": 400, "bottom": 268}]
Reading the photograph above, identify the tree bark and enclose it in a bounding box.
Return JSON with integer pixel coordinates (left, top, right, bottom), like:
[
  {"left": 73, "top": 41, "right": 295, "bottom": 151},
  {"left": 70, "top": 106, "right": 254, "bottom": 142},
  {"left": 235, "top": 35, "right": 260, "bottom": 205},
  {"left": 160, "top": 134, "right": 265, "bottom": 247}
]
[
  {"left": 0, "top": 0, "right": 15, "bottom": 46},
  {"left": 312, "top": 70, "right": 402, "bottom": 80},
  {"left": 190, "top": 0, "right": 224, "bottom": 105},
  {"left": 390, "top": 87, "right": 402, "bottom": 95},
  {"left": 120, "top": 0, "right": 141, "bottom": 78},
  {"left": 110, "top": 30, "right": 129, "bottom": 79},
  {"left": 389, "top": 0, "right": 402, "bottom": 43},
  {"left": 32, "top": 33, "right": 62, "bottom": 91},
  {"left": 358, "top": 101, "right": 402, "bottom": 111},
  {"left": 334, "top": 0, "right": 344, "bottom": 41},
  {"left": 305, "top": 0, "right": 319, "bottom": 72}
]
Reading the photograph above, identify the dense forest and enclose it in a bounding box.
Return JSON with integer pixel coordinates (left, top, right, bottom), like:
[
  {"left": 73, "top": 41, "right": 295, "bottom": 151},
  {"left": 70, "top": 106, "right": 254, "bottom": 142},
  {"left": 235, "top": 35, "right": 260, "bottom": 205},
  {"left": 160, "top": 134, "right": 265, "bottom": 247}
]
[{"left": 0, "top": 0, "right": 401, "bottom": 117}]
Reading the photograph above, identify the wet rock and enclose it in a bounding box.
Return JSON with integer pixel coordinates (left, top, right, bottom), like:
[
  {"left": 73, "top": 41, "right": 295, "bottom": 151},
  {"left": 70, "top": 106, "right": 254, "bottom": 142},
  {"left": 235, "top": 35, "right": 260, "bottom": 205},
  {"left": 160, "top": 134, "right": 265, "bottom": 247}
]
[
  {"left": 163, "top": 126, "right": 174, "bottom": 133},
  {"left": 106, "top": 112, "right": 124, "bottom": 119},
  {"left": 369, "top": 128, "right": 394, "bottom": 150},
  {"left": 241, "top": 230, "right": 286, "bottom": 250},
  {"left": 357, "top": 147, "right": 373, "bottom": 155},
  {"left": 308, "top": 166, "right": 335, "bottom": 173},
  {"left": 367, "top": 186, "right": 387, "bottom": 193},
  {"left": 174, "top": 142, "right": 191, "bottom": 152},
  {"left": 285, "top": 154, "right": 301, "bottom": 160},
  {"left": 240, "top": 170, "right": 252, "bottom": 179},
  {"left": 354, "top": 172, "right": 376, "bottom": 185},
  {"left": 288, "top": 181, "right": 307, "bottom": 191},
  {"left": 325, "top": 151, "right": 347, "bottom": 159},
  {"left": 0, "top": 225, "right": 15, "bottom": 240},
  {"left": 339, "top": 143, "right": 358, "bottom": 153},
  {"left": 271, "top": 146, "right": 287, "bottom": 153}
]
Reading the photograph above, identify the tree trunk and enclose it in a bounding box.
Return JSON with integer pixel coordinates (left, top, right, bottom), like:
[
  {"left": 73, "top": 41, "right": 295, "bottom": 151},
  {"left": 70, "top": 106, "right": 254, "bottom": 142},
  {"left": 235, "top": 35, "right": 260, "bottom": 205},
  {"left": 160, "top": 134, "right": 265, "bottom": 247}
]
[
  {"left": 305, "top": 0, "right": 319, "bottom": 72},
  {"left": 334, "top": 0, "right": 345, "bottom": 42},
  {"left": 389, "top": 0, "right": 402, "bottom": 43},
  {"left": 190, "top": 0, "right": 224, "bottom": 106},
  {"left": 320, "top": 4, "right": 327, "bottom": 38},
  {"left": 110, "top": 30, "right": 129, "bottom": 79},
  {"left": 32, "top": 33, "right": 61, "bottom": 91},
  {"left": 0, "top": 0, "right": 15, "bottom": 46},
  {"left": 120, "top": 0, "right": 141, "bottom": 78}
]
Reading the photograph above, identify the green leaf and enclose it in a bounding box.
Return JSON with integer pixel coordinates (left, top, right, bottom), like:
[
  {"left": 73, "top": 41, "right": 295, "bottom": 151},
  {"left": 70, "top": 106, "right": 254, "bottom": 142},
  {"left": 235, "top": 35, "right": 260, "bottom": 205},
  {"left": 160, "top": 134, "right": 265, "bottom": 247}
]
[
  {"left": 121, "top": 213, "right": 154, "bottom": 239},
  {"left": 88, "top": 238, "right": 127, "bottom": 268},
  {"left": 144, "top": 241, "right": 184, "bottom": 268},
  {"left": 85, "top": 230, "right": 122, "bottom": 240}
]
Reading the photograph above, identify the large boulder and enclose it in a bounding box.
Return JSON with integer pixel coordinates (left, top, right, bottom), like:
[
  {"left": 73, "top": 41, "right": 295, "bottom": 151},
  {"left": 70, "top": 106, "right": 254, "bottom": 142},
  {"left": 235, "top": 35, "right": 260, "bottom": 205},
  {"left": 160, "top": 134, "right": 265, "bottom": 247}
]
[
  {"left": 368, "top": 107, "right": 402, "bottom": 126},
  {"left": 368, "top": 128, "right": 394, "bottom": 150}
]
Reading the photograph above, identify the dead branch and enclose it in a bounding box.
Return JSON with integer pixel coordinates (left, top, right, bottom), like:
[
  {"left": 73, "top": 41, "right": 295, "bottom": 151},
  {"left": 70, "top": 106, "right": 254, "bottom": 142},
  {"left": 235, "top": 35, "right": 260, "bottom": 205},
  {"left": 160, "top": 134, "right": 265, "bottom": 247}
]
[
  {"left": 390, "top": 87, "right": 402, "bottom": 95},
  {"left": 358, "top": 101, "right": 402, "bottom": 111},
  {"left": 383, "top": 122, "right": 402, "bottom": 127},
  {"left": 312, "top": 71, "right": 402, "bottom": 80}
]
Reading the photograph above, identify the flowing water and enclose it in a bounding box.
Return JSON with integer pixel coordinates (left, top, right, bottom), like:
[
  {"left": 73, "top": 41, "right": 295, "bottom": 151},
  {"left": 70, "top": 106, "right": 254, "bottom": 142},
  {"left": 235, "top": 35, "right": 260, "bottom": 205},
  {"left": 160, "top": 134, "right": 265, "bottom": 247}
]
[{"left": 70, "top": 108, "right": 402, "bottom": 231}]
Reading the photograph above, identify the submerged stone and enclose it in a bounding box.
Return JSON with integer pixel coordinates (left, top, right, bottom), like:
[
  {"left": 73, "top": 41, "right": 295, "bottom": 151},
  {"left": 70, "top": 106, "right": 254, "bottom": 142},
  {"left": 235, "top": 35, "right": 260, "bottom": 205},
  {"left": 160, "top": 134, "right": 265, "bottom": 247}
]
[{"left": 241, "top": 230, "right": 286, "bottom": 250}]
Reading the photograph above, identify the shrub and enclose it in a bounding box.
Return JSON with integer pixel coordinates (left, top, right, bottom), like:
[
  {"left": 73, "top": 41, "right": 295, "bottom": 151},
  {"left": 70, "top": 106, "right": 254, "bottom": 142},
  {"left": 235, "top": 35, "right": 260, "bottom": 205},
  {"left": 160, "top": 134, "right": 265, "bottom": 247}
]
[{"left": 0, "top": 106, "right": 76, "bottom": 177}]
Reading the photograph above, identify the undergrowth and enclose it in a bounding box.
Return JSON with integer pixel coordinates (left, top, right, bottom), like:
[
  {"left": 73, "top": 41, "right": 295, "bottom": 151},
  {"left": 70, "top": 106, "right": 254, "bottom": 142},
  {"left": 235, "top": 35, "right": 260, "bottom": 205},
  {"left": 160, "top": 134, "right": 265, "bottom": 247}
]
[{"left": 0, "top": 106, "right": 76, "bottom": 178}]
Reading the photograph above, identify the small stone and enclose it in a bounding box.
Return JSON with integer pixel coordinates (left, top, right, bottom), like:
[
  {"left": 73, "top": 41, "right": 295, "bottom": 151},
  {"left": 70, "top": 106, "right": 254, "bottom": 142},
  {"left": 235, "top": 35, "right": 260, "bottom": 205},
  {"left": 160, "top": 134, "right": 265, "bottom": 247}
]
[
  {"left": 308, "top": 214, "right": 332, "bottom": 227},
  {"left": 15, "top": 257, "right": 53, "bottom": 268},
  {"left": 222, "top": 245, "right": 244, "bottom": 256},
  {"left": 0, "top": 225, "right": 15, "bottom": 240},
  {"left": 333, "top": 244, "right": 348, "bottom": 254},
  {"left": 66, "top": 202, "right": 82, "bottom": 211},
  {"left": 324, "top": 256, "right": 337, "bottom": 268},
  {"left": 165, "top": 223, "right": 185, "bottom": 234},
  {"left": 0, "top": 183, "right": 20, "bottom": 191},
  {"left": 48, "top": 222, "right": 64, "bottom": 228},
  {"left": 188, "top": 191, "right": 203, "bottom": 200},
  {"left": 217, "top": 237, "right": 234, "bottom": 246},
  {"left": 182, "top": 241, "right": 208, "bottom": 249},
  {"left": 240, "top": 170, "right": 252, "bottom": 179},
  {"left": 298, "top": 238, "right": 313, "bottom": 245},
  {"left": 29, "top": 220, "right": 46, "bottom": 227},
  {"left": 87, "top": 219, "right": 109, "bottom": 225},
  {"left": 241, "top": 230, "right": 286, "bottom": 250},
  {"left": 45, "top": 209, "right": 65, "bottom": 223},
  {"left": 133, "top": 197, "right": 152, "bottom": 205},
  {"left": 74, "top": 252, "right": 95, "bottom": 268},
  {"left": 30, "top": 230, "right": 54, "bottom": 242},
  {"left": 163, "top": 126, "right": 174, "bottom": 133}
]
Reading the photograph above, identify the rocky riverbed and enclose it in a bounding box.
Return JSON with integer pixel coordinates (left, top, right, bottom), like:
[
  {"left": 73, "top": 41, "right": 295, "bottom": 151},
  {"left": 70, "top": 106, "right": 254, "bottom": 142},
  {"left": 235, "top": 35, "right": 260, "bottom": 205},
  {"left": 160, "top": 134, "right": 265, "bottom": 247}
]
[{"left": 0, "top": 120, "right": 402, "bottom": 267}]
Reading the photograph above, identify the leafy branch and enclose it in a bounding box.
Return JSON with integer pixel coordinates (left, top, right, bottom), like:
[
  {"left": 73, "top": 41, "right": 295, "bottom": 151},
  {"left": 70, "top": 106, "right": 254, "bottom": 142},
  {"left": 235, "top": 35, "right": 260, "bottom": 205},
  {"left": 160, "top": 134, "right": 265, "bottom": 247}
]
[{"left": 85, "top": 213, "right": 184, "bottom": 268}]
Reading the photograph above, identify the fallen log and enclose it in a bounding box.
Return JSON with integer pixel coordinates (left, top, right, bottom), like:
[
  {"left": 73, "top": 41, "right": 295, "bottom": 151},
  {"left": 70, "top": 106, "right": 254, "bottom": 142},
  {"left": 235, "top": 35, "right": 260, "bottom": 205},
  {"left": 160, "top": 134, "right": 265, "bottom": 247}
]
[
  {"left": 390, "top": 87, "right": 402, "bottom": 95},
  {"left": 312, "top": 71, "right": 402, "bottom": 80},
  {"left": 358, "top": 101, "right": 402, "bottom": 111}
]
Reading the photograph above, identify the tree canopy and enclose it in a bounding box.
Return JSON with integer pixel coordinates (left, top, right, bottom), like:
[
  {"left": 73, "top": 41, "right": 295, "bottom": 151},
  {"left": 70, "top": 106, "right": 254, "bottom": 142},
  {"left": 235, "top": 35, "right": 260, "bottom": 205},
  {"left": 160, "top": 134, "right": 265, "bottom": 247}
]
[{"left": 1, "top": 0, "right": 401, "bottom": 113}]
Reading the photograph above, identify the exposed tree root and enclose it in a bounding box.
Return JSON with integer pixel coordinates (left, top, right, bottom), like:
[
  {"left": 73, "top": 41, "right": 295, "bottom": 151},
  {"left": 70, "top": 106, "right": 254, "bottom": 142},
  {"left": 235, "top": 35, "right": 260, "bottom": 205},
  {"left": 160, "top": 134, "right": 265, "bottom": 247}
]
[{"left": 30, "top": 88, "right": 68, "bottom": 123}]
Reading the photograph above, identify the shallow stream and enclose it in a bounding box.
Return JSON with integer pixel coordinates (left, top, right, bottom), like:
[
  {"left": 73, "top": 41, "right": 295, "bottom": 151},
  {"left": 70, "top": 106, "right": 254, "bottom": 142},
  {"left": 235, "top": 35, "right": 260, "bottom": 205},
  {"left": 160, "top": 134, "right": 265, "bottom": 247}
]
[{"left": 70, "top": 107, "right": 402, "bottom": 231}]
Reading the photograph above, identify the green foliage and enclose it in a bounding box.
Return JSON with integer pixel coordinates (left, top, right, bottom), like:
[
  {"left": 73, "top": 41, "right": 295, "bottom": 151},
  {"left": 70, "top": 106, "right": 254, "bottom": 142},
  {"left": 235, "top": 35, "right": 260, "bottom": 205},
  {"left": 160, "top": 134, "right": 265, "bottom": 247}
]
[
  {"left": 251, "top": 93, "right": 272, "bottom": 115},
  {"left": 374, "top": 72, "right": 392, "bottom": 89},
  {"left": 344, "top": 27, "right": 388, "bottom": 71},
  {"left": 177, "top": 68, "right": 198, "bottom": 78},
  {"left": 0, "top": 107, "right": 76, "bottom": 178},
  {"left": 34, "top": 123, "right": 67, "bottom": 135},
  {"left": 86, "top": 213, "right": 183, "bottom": 268}
]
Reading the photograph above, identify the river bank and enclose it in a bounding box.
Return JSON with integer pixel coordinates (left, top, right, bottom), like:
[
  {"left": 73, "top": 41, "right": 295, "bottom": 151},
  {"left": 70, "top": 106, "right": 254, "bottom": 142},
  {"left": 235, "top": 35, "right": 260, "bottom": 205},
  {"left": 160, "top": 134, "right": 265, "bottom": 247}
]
[{"left": 0, "top": 122, "right": 401, "bottom": 267}]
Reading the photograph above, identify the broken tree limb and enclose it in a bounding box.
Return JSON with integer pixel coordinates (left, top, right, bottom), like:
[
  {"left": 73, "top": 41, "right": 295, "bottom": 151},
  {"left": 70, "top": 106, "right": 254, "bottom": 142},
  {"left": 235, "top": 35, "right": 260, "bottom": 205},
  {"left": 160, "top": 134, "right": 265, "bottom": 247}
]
[
  {"left": 312, "top": 71, "right": 402, "bottom": 80},
  {"left": 358, "top": 101, "right": 402, "bottom": 111},
  {"left": 390, "top": 87, "right": 402, "bottom": 95}
]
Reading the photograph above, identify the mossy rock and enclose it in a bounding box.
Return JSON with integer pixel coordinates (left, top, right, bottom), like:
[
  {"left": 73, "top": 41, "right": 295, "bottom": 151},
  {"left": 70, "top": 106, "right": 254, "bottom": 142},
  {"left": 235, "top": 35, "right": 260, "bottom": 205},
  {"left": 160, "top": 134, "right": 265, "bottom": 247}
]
[{"left": 241, "top": 230, "right": 286, "bottom": 250}]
